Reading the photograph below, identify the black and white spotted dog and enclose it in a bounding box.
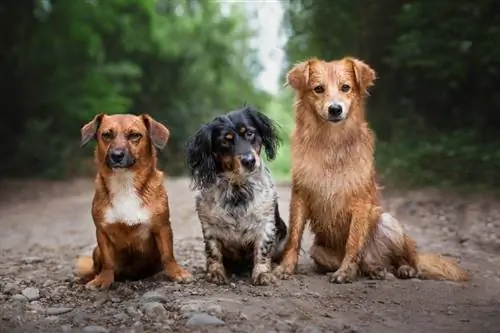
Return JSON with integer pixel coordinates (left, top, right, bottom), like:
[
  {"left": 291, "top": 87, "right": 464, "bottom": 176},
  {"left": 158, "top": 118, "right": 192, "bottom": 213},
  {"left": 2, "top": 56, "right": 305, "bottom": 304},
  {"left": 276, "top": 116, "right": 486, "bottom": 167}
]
[{"left": 186, "top": 106, "right": 287, "bottom": 286}]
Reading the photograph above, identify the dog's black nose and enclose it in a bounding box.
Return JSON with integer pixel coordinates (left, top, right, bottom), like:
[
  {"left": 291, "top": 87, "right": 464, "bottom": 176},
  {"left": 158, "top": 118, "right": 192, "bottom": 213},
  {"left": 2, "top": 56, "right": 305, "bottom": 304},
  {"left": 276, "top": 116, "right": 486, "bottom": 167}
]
[
  {"left": 328, "top": 103, "right": 343, "bottom": 117},
  {"left": 240, "top": 153, "right": 256, "bottom": 169},
  {"left": 109, "top": 149, "right": 126, "bottom": 163}
]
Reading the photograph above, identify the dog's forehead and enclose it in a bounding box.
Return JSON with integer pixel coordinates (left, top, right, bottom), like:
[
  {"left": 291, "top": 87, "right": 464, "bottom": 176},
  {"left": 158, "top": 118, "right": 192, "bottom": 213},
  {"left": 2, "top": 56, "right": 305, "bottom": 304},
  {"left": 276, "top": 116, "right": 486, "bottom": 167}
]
[
  {"left": 310, "top": 60, "right": 354, "bottom": 83},
  {"left": 100, "top": 114, "right": 146, "bottom": 131}
]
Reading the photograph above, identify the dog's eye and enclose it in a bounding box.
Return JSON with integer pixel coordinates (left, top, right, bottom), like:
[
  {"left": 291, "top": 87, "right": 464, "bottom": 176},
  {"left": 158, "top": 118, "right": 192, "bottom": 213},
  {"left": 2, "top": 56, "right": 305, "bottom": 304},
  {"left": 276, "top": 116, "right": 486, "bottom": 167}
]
[
  {"left": 245, "top": 131, "right": 255, "bottom": 141},
  {"left": 128, "top": 133, "right": 142, "bottom": 142},
  {"left": 101, "top": 132, "right": 113, "bottom": 141},
  {"left": 313, "top": 85, "right": 325, "bottom": 94},
  {"left": 341, "top": 84, "right": 351, "bottom": 93},
  {"left": 221, "top": 139, "right": 231, "bottom": 147}
]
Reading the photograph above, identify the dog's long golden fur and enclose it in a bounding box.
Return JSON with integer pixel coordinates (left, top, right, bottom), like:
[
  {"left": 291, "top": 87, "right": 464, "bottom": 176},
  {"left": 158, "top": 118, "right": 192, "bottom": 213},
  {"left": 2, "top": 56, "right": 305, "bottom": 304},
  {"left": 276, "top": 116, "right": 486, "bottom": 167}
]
[{"left": 274, "top": 57, "right": 469, "bottom": 283}]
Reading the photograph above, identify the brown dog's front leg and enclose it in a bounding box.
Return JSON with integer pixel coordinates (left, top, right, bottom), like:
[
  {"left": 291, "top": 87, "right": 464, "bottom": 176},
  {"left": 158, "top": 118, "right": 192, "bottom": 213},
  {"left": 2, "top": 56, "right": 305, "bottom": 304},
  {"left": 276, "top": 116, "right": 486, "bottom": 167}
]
[
  {"left": 328, "top": 203, "right": 381, "bottom": 284},
  {"left": 274, "top": 188, "right": 308, "bottom": 279},
  {"left": 86, "top": 228, "right": 115, "bottom": 290},
  {"left": 153, "top": 218, "right": 192, "bottom": 283}
]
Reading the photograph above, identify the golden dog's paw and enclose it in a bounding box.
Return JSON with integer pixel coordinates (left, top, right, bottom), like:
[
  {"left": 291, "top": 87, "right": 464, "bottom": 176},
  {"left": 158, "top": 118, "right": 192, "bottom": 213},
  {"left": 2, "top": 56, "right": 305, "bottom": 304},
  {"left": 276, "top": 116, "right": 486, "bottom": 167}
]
[
  {"left": 396, "top": 265, "right": 417, "bottom": 279},
  {"left": 252, "top": 272, "right": 277, "bottom": 286},
  {"left": 85, "top": 272, "right": 114, "bottom": 290},
  {"left": 206, "top": 266, "right": 228, "bottom": 285},
  {"left": 367, "top": 267, "right": 388, "bottom": 280},
  {"left": 273, "top": 264, "right": 294, "bottom": 280},
  {"left": 328, "top": 269, "right": 355, "bottom": 284}
]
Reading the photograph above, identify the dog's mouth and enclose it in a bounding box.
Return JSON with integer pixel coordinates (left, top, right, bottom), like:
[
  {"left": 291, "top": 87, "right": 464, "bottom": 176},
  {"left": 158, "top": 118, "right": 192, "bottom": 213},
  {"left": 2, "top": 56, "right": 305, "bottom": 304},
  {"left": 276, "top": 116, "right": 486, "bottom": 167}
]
[{"left": 327, "top": 115, "right": 345, "bottom": 123}]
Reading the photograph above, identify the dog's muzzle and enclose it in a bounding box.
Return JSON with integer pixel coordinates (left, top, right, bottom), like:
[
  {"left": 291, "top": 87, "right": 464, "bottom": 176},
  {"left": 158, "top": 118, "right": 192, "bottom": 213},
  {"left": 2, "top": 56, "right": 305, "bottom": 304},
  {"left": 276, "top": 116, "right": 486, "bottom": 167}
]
[
  {"left": 327, "top": 103, "right": 346, "bottom": 122},
  {"left": 107, "top": 148, "right": 134, "bottom": 168},
  {"left": 240, "top": 153, "right": 256, "bottom": 171}
]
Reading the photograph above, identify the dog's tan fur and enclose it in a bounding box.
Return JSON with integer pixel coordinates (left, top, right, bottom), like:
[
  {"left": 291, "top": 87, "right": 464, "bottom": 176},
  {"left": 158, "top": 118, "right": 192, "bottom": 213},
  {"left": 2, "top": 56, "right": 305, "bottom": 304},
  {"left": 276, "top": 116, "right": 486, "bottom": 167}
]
[
  {"left": 274, "top": 57, "right": 469, "bottom": 283},
  {"left": 74, "top": 113, "right": 192, "bottom": 289}
]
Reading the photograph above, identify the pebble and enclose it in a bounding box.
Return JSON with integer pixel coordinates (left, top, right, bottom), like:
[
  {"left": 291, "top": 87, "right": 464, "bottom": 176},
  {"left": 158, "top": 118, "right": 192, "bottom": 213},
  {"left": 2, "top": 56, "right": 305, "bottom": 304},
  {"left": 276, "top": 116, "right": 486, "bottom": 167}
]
[
  {"left": 22, "top": 287, "right": 40, "bottom": 301},
  {"left": 186, "top": 312, "right": 225, "bottom": 326},
  {"left": 22, "top": 257, "right": 44, "bottom": 264},
  {"left": 45, "top": 307, "right": 73, "bottom": 315},
  {"left": 180, "top": 300, "right": 223, "bottom": 317},
  {"left": 126, "top": 305, "right": 139, "bottom": 316},
  {"left": 141, "top": 302, "right": 167, "bottom": 319},
  {"left": 140, "top": 291, "right": 169, "bottom": 303},
  {"left": 11, "top": 294, "right": 28, "bottom": 302},
  {"left": 61, "top": 325, "right": 72, "bottom": 333},
  {"left": 83, "top": 325, "right": 110, "bottom": 333},
  {"left": 3, "top": 282, "right": 17, "bottom": 294}
]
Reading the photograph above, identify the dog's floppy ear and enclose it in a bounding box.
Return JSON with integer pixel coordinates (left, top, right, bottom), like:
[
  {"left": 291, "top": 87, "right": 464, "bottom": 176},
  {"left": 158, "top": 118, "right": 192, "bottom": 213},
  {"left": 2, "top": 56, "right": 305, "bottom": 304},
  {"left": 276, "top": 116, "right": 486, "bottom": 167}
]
[
  {"left": 245, "top": 107, "right": 281, "bottom": 160},
  {"left": 185, "top": 124, "right": 217, "bottom": 189},
  {"left": 345, "top": 57, "right": 376, "bottom": 95},
  {"left": 141, "top": 114, "right": 170, "bottom": 150},
  {"left": 286, "top": 58, "right": 315, "bottom": 91},
  {"left": 81, "top": 113, "right": 105, "bottom": 147}
]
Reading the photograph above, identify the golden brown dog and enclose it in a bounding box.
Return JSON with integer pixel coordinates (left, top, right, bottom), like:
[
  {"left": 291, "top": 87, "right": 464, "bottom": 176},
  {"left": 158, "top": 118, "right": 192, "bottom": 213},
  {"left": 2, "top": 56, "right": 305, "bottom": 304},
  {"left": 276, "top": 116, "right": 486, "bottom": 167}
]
[
  {"left": 74, "top": 113, "right": 192, "bottom": 289},
  {"left": 273, "top": 57, "right": 469, "bottom": 283}
]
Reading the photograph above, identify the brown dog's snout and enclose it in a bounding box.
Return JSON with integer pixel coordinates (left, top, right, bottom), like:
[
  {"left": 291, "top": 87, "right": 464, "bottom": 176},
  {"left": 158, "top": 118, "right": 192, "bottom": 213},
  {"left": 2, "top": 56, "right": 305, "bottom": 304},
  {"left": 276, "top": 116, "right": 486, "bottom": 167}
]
[{"left": 107, "top": 146, "right": 134, "bottom": 169}]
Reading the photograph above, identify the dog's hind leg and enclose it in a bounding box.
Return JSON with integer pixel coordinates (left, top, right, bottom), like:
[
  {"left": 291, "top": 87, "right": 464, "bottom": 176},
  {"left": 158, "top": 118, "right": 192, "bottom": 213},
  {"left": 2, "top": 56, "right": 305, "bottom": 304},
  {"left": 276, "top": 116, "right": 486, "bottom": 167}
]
[
  {"left": 371, "top": 212, "right": 418, "bottom": 279},
  {"left": 309, "top": 242, "right": 342, "bottom": 274}
]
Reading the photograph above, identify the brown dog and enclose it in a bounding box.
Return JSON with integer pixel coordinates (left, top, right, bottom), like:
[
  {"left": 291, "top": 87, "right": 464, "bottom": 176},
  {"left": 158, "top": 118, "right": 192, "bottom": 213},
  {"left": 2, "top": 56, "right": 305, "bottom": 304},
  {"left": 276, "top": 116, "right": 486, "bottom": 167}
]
[
  {"left": 274, "top": 57, "right": 469, "bottom": 283},
  {"left": 74, "top": 113, "right": 192, "bottom": 289}
]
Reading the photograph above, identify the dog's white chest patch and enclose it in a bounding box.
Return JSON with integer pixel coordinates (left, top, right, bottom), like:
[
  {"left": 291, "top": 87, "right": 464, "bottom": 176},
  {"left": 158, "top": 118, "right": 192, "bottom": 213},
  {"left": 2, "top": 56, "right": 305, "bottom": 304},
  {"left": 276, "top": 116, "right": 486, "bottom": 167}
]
[{"left": 104, "top": 171, "right": 151, "bottom": 226}]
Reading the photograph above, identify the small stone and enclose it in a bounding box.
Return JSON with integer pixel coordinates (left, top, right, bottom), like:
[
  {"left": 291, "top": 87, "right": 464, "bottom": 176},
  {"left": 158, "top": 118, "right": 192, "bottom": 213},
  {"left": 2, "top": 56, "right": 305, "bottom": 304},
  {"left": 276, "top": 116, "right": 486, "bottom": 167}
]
[
  {"left": 61, "top": 325, "right": 72, "bottom": 333},
  {"left": 186, "top": 313, "right": 225, "bottom": 326},
  {"left": 22, "top": 287, "right": 40, "bottom": 301},
  {"left": 83, "top": 325, "right": 110, "bottom": 333},
  {"left": 27, "top": 301, "right": 43, "bottom": 312},
  {"left": 141, "top": 302, "right": 167, "bottom": 319},
  {"left": 114, "top": 313, "right": 129, "bottom": 321},
  {"left": 180, "top": 300, "right": 223, "bottom": 316},
  {"left": 126, "top": 306, "right": 140, "bottom": 317},
  {"left": 11, "top": 294, "right": 27, "bottom": 302},
  {"left": 140, "top": 291, "right": 169, "bottom": 303},
  {"left": 22, "top": 257, "right": 44, "bottom": 264},
  {"left": 45, "top": 307, "right": 73, "bottom": 315},
  {"left": 3, "top": 282, "right": 17, "bottom": 295}
]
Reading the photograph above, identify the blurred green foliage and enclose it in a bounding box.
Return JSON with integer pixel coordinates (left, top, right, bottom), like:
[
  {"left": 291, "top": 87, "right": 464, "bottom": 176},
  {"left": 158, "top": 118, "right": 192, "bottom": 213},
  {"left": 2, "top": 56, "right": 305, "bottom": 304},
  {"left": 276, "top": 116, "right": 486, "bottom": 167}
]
[
  {"left": 277, "top": 0, "right": 500, "bottom": 189},
  {"left": 1, "top": 0, "right": 269, "bottom": 178}
]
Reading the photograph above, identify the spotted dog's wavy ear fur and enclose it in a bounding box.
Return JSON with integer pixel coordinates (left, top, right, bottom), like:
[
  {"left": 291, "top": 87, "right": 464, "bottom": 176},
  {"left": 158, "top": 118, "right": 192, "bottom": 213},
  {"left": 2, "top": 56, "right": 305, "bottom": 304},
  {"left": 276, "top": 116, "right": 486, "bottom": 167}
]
[
  {"left": 186, "top": 124, "right": 217, "bottom": 190},
  {"left": 244, "top": 107, "right": 281, "bottom": 160}
]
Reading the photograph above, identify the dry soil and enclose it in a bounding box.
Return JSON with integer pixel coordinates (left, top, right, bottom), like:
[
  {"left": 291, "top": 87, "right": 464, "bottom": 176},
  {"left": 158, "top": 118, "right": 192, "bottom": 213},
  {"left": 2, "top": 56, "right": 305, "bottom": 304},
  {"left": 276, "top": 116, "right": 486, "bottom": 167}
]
[{"left": 1, "top": 177, "right": 500, "bottom": 333}]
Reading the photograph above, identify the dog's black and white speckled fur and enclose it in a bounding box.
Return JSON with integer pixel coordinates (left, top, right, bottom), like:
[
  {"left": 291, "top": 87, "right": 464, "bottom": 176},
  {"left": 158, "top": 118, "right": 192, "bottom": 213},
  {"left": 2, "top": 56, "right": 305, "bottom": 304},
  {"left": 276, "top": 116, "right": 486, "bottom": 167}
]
[{"left": 186, "top": 106, "right": 287, "bottom": 286}]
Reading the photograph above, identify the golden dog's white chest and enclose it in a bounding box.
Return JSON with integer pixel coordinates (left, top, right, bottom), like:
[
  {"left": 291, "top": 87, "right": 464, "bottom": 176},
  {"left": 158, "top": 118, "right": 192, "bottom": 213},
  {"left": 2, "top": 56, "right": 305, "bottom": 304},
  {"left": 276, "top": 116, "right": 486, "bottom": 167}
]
[{"left": 104, "top": 171, "right": 152, "bottom": 227}]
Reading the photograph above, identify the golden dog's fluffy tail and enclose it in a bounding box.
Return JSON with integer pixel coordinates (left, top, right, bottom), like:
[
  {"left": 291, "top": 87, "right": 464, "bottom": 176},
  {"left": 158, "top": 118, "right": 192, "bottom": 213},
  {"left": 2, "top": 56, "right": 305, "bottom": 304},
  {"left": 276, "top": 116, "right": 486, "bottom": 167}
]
[
  {"left": 74, "top": 255, "right": 95, "bottom": 277},
  {"left": 416, "top": 252, "right": 469, "bottom": 282}
]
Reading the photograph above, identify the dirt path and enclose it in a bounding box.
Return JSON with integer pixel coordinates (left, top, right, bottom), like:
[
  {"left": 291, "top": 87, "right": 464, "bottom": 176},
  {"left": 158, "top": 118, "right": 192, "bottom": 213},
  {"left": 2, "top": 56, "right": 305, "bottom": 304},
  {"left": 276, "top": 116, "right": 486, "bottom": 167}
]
[{"left": 1, "top": 177, "right": 500, "bottom": 333}]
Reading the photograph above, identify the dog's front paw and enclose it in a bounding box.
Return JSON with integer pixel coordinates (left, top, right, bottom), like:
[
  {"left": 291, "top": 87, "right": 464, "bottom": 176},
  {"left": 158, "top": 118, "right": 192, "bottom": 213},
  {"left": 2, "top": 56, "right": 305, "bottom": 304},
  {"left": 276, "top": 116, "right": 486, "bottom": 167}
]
[
  {"left": 367, "top": 266, "right": 388, "bottom": 280},
  {"left": 170, "top": 268, "right": 193, "bottom": 284},
  {"left": 85, "top": 271, "right": 114, "bottom": 290},
  {"left": 252, "top": 272, "right": 277, "bottom": 286},
  {"left": 396, "top": 265, "right": 417, "bottom": 279},
  {"left": 328, "top": 268, "right": 356, "bottom": 284},
  {"left": 273, "top": 264, "right": 294, "bottom": 280},
  {"left": 206, "top": 265, "right": 228, "bottom": 285}
]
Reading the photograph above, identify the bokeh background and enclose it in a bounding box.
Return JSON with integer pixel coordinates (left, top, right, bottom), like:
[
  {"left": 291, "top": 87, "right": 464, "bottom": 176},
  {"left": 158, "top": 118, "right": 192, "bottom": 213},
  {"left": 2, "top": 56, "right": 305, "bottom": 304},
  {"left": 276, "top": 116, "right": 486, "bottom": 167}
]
[{"left": 2, "top": 0, "right": 499, "bottom": 191}]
